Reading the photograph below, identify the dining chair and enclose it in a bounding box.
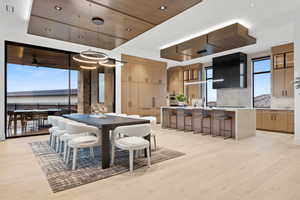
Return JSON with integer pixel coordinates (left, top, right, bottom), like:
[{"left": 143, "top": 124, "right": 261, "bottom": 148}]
[
  {"left": 65, "top": 123, "right": 101, "bottom": 170},
  {"left": 52, "top": 117, "right": 70, "bottom": 152},
  {"left": 140, "top": 116, "right": 157, "bottom": 151},
  {"left": 60, "top": 121, "right": 96, "bottom": 162},
  {"left": 48, "top": 116, "right": 60, "bottom": 146},
  {"left": 111, "top": 124, "right": 151, "bottom": 174}
]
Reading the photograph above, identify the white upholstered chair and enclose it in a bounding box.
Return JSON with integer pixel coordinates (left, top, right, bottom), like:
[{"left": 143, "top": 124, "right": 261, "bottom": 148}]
[
  {"left": 65, "top": 123, "right": 101, "bottom": 170},
  {"left": 48, "top": 116, "right": 60, "bottom": 147},
  {"left": 111, "top": 124, "right": 151, "bottom": 174},
  {"left": 141, "top": 116, "right": 157, "bottom": 150}
]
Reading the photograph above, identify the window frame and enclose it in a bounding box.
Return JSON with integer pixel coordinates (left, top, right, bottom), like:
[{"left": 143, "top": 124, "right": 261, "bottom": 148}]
[
  {"left": 98, "top": 72, "right": 105, "bottom": 104},
  {"left": 252, "top": 56, "right": 271, "bottom": 108},
  {"left": 205, "top": 66, "right": 216, "bottom": 107}
]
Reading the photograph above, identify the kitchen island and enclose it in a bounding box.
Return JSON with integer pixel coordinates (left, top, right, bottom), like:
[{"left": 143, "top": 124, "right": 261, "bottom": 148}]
[{"left": 161, "top": 107, "right": 256, "bottom": 141}]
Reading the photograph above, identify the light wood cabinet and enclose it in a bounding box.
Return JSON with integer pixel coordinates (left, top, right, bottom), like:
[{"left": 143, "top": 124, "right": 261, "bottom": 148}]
[
  {"left": 285, "top": 67, "right": 294, "bottom": 97},
  {"left": 286, "top": 52, "right": 294, "bottom": 68},
  {"left": 272, "top": 68, "right": 294, "bottom": 97},
  {"left": 272, "top": 43, "right": 294, "bottom": 98},
  {"left": 273, "top": 54, "right": 285, "bottom": 69},
  {"left": 121, "top": 54, "right": 167, "bottom": 122},
  {"left": 167, "top": 67, "right": 184, "bottom": 95},
  {"left": 256, "top": 110, "right": 294, "bottom": 134},
  {"left": 256, "top": 110, "right": 263, "bottom": 129},
  {"left": 287, "top": 111, "right": 294, "bottom": 133},
  {"left": 272, "top": 70, "right": 285, "bottom": 97}
]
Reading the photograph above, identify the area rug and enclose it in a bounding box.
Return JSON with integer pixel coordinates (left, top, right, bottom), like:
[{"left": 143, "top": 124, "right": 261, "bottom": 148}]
[{"left": 29, "top": 141, "right": 184, "bottom": 193}]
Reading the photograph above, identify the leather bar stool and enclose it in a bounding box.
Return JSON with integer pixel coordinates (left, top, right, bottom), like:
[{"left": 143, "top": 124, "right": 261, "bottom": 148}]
[
  {"left": 184, "top": 110, "right": 193, "bottom": 131},
  {"left": 213, "top": 110, "right": 233, "bottom": 139},
  {"left": 201, "top": 110, "right": 212, "bottom": 135},
  {"left": 169, "top": 110, "right": 177, "bottom": 129}
]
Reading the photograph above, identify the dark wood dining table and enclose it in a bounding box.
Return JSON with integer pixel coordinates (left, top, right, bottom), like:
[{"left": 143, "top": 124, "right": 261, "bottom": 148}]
[{"left": 63, "top": 114, "right": 150, "bottom": 169}]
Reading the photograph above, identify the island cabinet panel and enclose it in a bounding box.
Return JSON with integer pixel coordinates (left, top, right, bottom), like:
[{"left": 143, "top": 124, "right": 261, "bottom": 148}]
[
  {"left": 256, "top": 110, "right": 294, "bottom": 134},
  {"left": 121, "top": 54, "right": 167, "bottom": 122},
  {"left": 256, "top": 110, "right": 263, "bottom": 130},
  {"left": 287, "top": 111, "right": 294, "bottom": 133}
]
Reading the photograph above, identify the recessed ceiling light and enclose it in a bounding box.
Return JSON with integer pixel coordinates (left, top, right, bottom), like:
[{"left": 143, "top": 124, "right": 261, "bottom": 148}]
[
  {"left": 126, "top": 28, "right": 132, "bottom": 32},
  {"left": 249, "top": 0, "right": 255, "bottom": 7},
  {"left": 92, "top": 17, "right": 105, "bottom": 25},
  {"left": 54, "top": 5, "right": 62, "bottom": 11},
  {"left": 159, "top": 5, "right": 167, "bottom": 11}
]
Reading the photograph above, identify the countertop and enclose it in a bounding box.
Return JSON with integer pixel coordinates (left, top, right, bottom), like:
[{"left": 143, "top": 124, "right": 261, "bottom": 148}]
[
  {"left": 161, "top": 106, "right": 253, "bottom": 112},
  {"left": 161, "top": 106, "right": 294, "bottom": 111}
]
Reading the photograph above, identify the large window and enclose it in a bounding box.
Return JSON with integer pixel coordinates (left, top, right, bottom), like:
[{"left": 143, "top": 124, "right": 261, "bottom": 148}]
[
  {"left": 5, "top": 43, "right": 79, "bottom": 138},
  {"left": 253, "top": 57, "right": 271, "bottom": 108},
  {"left": 206, "top": 67, "right": 217, "bottom": 107}
]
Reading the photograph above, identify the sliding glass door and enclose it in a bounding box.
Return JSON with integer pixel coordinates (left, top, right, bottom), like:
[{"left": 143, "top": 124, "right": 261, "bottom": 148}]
[{"left": 5, "top": 43, "right": 78, "bottom": 138}]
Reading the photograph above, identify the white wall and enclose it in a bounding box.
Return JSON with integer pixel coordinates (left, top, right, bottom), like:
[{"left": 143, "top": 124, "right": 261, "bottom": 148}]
[{"left": 294, "top": 20, "right": 300, "bottom": 144}]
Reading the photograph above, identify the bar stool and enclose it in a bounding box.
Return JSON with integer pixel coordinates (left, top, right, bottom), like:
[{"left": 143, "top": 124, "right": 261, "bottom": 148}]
[
  {"left": 213, "top": 110, "right": 233, "bottom": 139},
  {"left": 201, "top": 110, "right": 212, "bottom": 135},
  {"left": 184, "top": 111, "right": 193, "bottom": 131},
  {"left": 169, "top": 110, "right": 177, "bottom": 129}
]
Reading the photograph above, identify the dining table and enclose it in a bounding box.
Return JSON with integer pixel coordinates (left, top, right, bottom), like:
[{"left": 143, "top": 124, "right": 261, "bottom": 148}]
[
  {"left": 63, "top": 114, "right": 151, "bottom": 169},
  {"left": 10, "top": 109, "right": 61, "bottom": 135}
]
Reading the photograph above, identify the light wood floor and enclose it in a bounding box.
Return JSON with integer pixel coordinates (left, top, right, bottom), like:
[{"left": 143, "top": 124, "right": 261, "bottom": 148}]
[{"left": 1, "top": 127, "right": 300, "bottom": 200}]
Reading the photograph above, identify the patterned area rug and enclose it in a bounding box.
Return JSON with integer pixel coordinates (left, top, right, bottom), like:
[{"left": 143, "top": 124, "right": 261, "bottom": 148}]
[{"left": 29, "top": 141, "right": 184, "bottom": 193}]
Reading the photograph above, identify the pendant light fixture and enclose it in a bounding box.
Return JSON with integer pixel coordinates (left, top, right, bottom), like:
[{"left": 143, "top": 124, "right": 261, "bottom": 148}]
[{"left": 72, "top": 3, "right": 126, "bottom": 70}]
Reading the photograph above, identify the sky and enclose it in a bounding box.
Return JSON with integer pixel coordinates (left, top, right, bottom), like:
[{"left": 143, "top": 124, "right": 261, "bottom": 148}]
[{"left": 7, "top": 64, "right": 78, "bottom": 92}]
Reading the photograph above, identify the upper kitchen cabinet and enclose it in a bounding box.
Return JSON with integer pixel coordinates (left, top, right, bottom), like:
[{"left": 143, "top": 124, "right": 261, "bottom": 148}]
[
  {"left": 272, "top": 43, "right": 294, "bottom": 97},
  {"left": 167, "top": 67, "right": 184, "bottom": 95}
]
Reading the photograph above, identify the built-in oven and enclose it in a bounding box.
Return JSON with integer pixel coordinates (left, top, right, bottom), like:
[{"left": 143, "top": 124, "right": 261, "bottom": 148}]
[{"left": 169, "top": 95, "right": 178, "bottom": 106}]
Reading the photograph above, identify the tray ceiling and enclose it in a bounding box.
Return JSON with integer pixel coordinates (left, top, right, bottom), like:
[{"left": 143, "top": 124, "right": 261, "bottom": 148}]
[{"left": 28, "top": 0, "right": 203, "bottom": 50}]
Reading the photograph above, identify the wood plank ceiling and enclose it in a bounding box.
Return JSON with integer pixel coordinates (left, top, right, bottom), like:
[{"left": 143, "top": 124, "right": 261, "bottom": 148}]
[
  {"left": 160, "top": 23, "right": 257, "bottom": 61},
  {"left": 28, "top": 0, "right": 203, "bottom": 50}
]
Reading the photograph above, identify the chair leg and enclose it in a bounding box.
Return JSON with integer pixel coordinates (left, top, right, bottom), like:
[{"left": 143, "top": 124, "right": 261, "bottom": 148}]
[
  {"left": 51, "top": 136, "right": 56, "bottom": 149},
  {"left": 146, "top": 147, "right": 151, "bottom": 167},
  {"left": 49, "top": 133, "right": 52, "bottom": 146},
  {"left": 59, "top": 140, "right": 64, "bottom": 154},
  {"left": 66, "top": 147, "right": 71, "bottom": 165},
  {"left": 129, "top": 150, "right": 134, "bottom": 174},
  {"left": 56, "top": 137, "right": 60, "bottom": 152},
  {"left": 153, "top": 135, "right": 157, "bottom": 151},
  {"left": 63, "top": 142, "right": 68, "bottom": 162},
  {"left": 90, "top": 147, "right": 94, "bottom": 159},
  {"left": 72, "top": 147, "right": 78, "bottom": 170},
  {"left": 111, "top": 145, "right": 115, "bottom": 166}
]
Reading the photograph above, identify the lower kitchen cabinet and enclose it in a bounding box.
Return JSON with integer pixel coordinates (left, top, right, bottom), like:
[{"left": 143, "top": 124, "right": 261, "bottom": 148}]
[{"left": 256, "top": 110, "right": 294, "bottom": 134}]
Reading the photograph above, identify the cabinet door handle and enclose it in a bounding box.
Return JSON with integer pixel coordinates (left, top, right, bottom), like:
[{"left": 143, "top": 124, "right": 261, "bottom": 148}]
[{"left": 152, "top": 97, "right": 155, "bottom": 108}]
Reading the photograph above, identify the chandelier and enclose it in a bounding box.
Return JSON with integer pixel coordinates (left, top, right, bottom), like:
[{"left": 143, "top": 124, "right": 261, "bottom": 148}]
[{"left": 72, "top": 50, "right": 125, "bottom": 70}]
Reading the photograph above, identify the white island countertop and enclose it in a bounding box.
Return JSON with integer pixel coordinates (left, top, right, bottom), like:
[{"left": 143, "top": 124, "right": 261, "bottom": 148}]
[{"left": 161, "top": 106, "right": 256, "bottom": 140}]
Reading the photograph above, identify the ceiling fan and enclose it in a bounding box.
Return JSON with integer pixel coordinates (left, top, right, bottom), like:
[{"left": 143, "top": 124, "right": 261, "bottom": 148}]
[{"left": 30, "top": 55, "right": 63, "bottom": 68}]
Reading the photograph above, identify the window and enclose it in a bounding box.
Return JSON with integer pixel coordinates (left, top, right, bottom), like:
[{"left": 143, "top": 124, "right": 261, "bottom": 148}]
[
  {"left": 252, "top": 57, "right": 271, "bottom": 108},
  {"left": 205, "top": 67, "right": 217, "bottom": 107},
  {"left": 98, "top": 72, "right": 105, "bottom": 103}
]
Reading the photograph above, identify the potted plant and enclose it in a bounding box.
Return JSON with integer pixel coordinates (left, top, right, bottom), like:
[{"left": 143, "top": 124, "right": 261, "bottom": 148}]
[{"left": 176, "top": 94, "right": 188, "bottom": 106}]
